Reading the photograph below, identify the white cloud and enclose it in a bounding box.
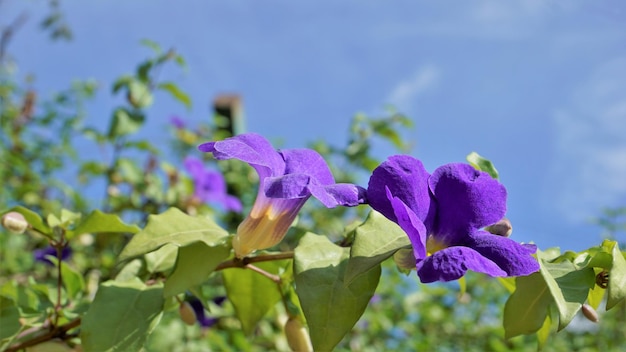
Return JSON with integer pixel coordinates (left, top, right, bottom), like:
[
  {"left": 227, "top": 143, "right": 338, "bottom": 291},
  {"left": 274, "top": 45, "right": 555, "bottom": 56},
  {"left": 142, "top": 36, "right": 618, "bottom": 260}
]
[
  {"left": 385, "top": 65, "right": 441, "bottom": 112},
  {"left": 548, "top": 57, "right": 626, "bottom": 222}
]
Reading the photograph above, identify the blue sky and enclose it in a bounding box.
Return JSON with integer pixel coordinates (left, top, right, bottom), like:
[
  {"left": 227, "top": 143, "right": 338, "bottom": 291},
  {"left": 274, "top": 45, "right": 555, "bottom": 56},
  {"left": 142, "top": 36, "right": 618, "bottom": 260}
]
[{"left": 3, "top": 1, "right": 626, "bottom": 250}]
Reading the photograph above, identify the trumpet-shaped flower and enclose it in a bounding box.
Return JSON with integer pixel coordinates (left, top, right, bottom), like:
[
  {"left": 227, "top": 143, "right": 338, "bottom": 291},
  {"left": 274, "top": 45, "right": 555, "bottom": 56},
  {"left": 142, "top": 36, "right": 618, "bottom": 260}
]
[
  {"left": 183, "top": 156, "right": 242, "bottom": 212},
  {"left": 199, "top": 133, "right": 365, "bottom": 257},
  {"left": 34, "top": 245, "right": 72, "bottom": 266},
  {"left": 368, "top": 155, "right": 539, "bottom": 283}
]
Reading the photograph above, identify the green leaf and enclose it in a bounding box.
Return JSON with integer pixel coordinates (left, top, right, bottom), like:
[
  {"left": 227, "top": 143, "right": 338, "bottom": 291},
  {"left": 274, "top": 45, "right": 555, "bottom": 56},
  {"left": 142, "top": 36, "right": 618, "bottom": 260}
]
[
  {"left": 60, "top": 209, "right": 81, "bottom": 225},
  {"left": 158, "top": 82, "right": 192, "bottom": 109},
  {"left": 124, "top": 140, "right": 159, "bottom": 153},
  {"left": 497, "top": 277, "right": 516, "bottom": 293},
  {"left": 47, "top": 214, "right": 61, "bottom": 228},
  {"left": 140, "top": 39, "right": 162, "bottom": 54},
  {"left": 294, "top": 233, "right": 381, "bottom": 352},
  {"left": 80, "top": 279, "right": 164, "bottom": 352},
  {"left": 69, "top": 210, "right": 139, "bottom": 239},
  {"left": 222, "top": 260, "right": 288, "bottom": 334},
  {"left": 503, "top": 272, "right": 551, "bottom": 339},
  {"left": 539, "top": 251, "right": 595, "bottom": 331},
  {"left": 115, "top": 259, "right": 144, "bottom": 282},
  {"left": 164, "top": 241, "right": 230, "bottom": 297},
  {"left": 112, "top": 75, "right": 133, "bottom": 94},
  {"left": 128, "top": 80, "right": 153, "bottom": 108},
  {"left": 0, "top": 281, "right": 53, "bottom": 314},
  {"left": 3, "top": 206, "right": 51, "bottom": 236},
  {"left": 118, "top": 208, "right": 229, "bottom": 262},
  {"left": 603, "top": 240, "right": 626, "bottom": 310},
  {"left": 345, "top": 211, "right": 410, "bottom": 284},
  {"left": 0, "top": 296, "right": 21, "bottom": 341},
  {"left": 536, "top": 312, "right": 552, "bottom": 350},
  {"left": 466, "top": 152, "right": 499, "bottom": 179},
  {"left": 587, "top": 282, "right": 605, "bottom": 310},
  {"left": 107, "top": 108, "right": 145, "bottom": 138},
  {"left": 117, "top": 158, "right": 144, "bottom": 184},
  {"left": 136, "top": 61, "right": 154, "bottom": 83},
  {"left": 145, "top": 244, "right": 178, "bottom": 274}
]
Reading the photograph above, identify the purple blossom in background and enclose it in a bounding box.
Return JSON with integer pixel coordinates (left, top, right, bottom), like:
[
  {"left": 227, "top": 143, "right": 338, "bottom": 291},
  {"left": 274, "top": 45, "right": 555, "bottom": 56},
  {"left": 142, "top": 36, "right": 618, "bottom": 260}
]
[
  {"left": 170, "top": 115, "right": 186, "bottom": 129},
  {"left": 199, "top": 133, "right": 366, "bottom": 257},
  {"left": 187, "top": 297, "right": 221, "bottom": 328},
  {"left": 368, "top": 155, "right": 539, "bottom": 283},
  {"left": 33, "top": 245, "right": 72, "bottom": 266},
  {"left": 183, "top": 156, "right": 242, "bottom": 212}
]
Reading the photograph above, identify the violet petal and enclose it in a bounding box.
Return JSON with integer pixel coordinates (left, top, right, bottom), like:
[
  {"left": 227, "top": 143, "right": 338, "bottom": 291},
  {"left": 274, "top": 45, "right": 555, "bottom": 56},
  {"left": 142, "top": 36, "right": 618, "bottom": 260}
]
[
  {"left": 368, "top": 155, "right": 434, "bottom": 226},
  {"left": 429, "top": 163, "right": 506, "bottom": 240},
  {"left": 464, "top": 231, "right": 540, "bottom": 276},
  {"left": 417, "top": 246, "right": 507, "bottom": 283},
  {"left": 386, "top": 186, "right": 428, "bottom": 259},
  {"left": 198, "top": 133, "right": 285, "bottom": 179},
  {"left": 280, "top": 149, "right": 335, "bottom": 185}
]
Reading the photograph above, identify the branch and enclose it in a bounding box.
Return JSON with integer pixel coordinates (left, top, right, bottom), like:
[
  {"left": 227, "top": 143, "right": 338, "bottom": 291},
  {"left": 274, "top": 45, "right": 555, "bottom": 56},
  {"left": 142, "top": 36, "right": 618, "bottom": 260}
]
[
  {"left": 215, "top": 251, "right": 294, "bottom": 271},
  {"left": 6, "top": 318, "right": 81, "bottom": 352},
  {"left": 0, "top": 11, "right": 28, "bottom": 62}
]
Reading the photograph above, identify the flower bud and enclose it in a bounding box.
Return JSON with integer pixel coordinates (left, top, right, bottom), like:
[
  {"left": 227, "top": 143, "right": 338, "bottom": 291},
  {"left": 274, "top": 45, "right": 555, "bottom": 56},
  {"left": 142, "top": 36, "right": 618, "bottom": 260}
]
[
  {"left": 178, "top": 302, "right": 197, "bottom": 326},
  {"left": 284, "top": 317, "right": 313, "bottom": 352},
  {"left": 581, "top": 304, "right": 599, "bottom": 323},
  {"left": 485, "top": 218, "right": 512, "bottom": 237},
  {"left": 1, "top": 212, "right": 29, "bottom": 234}
]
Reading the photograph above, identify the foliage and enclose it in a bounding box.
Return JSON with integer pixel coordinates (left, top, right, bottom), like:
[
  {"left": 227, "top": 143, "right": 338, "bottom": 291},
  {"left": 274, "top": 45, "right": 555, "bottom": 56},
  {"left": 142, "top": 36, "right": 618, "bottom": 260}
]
[{"left": 1, "top": 7, "right": 625, "bottom": 352}]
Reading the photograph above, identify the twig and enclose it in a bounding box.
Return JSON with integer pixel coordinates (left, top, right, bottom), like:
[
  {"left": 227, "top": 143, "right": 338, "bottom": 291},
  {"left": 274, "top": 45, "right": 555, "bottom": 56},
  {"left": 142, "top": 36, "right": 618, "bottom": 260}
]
[
  {"left": 244, "top": 264, "right": 281, "bottom": 283},
  {"left": 0, "top": 11, "right": 28, "bottom": 62},
  {"left": 5, "top": 318, "right": 81, "bottom": 352}
]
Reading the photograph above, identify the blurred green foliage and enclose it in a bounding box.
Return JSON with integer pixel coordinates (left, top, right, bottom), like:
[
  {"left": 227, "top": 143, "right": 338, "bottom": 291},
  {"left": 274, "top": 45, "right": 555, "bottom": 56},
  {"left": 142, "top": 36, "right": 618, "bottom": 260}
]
[{"left": 1, "top": 5, "right": 625, "bottom": 352}]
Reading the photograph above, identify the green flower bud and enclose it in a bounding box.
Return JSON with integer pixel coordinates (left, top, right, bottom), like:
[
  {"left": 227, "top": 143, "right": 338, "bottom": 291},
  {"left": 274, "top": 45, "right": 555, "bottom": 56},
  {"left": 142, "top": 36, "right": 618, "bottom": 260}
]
[
  {"left": 179, "top": 301, "right": 197, "bottom": 326},
  {"left": 1, "top": 212, "right": 29, "bottom": 234},
  {"left": 284, "top": 317, "right": 312, "bottom": 352},
  {"left": 485, "top": 218, "right": 512, "bottom": 237},
  {"left": 582, "top": 304, "right": 599, "bottom": 323}
]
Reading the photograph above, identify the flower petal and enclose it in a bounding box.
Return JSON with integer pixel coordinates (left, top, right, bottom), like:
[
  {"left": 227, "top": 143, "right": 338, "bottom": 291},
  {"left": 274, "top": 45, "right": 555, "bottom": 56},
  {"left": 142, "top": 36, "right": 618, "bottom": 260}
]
[
  {"left": 464, "top": 231, "right": 539, "bottom": 276},
  {"left": 220, "top": 194, "right": 243, "bottom": 212},
  {"left": 368, "top": 155, "right": 434, "bottom": 225},
  {"left": 280, "top": 149, "right": 334, "bottom": 185},
  {"left": 265, "top": 174, "right": 312, "bottom": 199},
  {"left": 265, "top": 174, "right": 365, "bottom": 208},
  {"left": 417, "top": 246, "right": 507, "bottom": 283},
  {"left": 183, "top": 156, "right": 204, "bottom": 176},
  {"left": 429, "top": 163, "right": 506, "bottom": 238},
  {"left": 308, "top": 183, "right": 367, "bottom": 207},
  {"left": 386, "top": 186, "right": 427, "bottom": 259},
  {"left": 198, "top": 133, "right": 285, "bottom": 179}
]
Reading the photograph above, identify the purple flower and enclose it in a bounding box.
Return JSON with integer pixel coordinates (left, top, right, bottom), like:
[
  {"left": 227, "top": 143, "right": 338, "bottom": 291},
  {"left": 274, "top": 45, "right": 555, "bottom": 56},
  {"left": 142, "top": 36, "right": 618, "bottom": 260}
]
[
  {"left": 187, "top": 297, "right": 221, "bottom": 328},
  {"left": 34, "top": 245, "right": 72, "bottom": 266},
  {"left": 368, "top": 155, "right": 539, "bottom": 283},
  {"left": 199, "top": 133, "right": 366, "bottom": 257},
  {"left": 170, "top": 116, "right": 186, "bottom": 129},
  {"left": 184, "top": 156, "right": 242, "bottom": 212}
]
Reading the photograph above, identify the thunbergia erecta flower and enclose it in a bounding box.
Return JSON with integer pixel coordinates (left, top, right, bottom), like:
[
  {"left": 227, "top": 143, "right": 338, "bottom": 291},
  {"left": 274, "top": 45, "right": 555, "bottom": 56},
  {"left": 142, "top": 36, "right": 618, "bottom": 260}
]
[
  {"left": 368, "top": 155, "right": 539, "bottom": 283},
  {"left": 170, "top": 115, "right": 186, "bottom": 129},
  {"left": 34, "top": 245, "right": 72, "bottom": 266},
  {"left": 184, "top": 156, "right": 242, "bottom": 212},
  {"left": 187, "top": 296, "right": 222, "bottom": 328},
  {"left": 198, "top": 133, "right": 365, "bottom": 257}
]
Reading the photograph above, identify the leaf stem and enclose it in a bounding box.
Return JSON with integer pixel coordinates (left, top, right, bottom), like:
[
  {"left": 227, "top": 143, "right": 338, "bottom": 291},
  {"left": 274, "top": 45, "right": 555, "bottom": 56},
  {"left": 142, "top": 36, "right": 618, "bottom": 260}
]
[{"left": 244, "top": 264, "right": 281, "bottom": 284}]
